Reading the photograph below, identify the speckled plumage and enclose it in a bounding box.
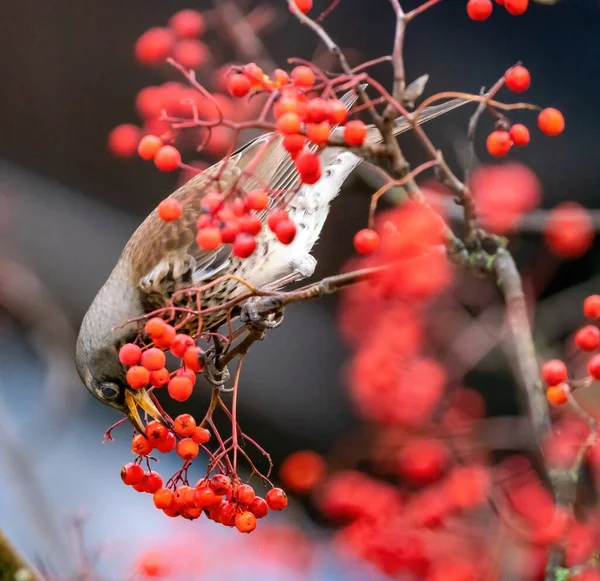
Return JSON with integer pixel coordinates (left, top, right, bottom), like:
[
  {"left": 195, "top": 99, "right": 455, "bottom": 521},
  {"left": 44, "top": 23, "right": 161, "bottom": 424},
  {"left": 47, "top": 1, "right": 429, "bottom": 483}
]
[{"left": 76, "top": 95, "right": 470, "bottom": 418}]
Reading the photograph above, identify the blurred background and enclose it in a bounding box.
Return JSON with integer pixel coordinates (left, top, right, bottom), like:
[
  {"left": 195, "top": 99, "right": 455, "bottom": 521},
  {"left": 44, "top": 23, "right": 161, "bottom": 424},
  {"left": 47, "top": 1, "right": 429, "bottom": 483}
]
[{"left": 1, "top": 0, "right": 599, "bottom": 579}]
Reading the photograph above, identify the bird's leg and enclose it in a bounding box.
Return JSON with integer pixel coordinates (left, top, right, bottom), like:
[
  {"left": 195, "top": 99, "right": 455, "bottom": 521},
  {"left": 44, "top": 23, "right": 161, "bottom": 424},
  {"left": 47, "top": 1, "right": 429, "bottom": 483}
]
[
  {"left": 202, "top": 335, "right": 231, "bottom": 390},
  {"left": 240, "top": 296, "right": 285, "bottom": 330}
]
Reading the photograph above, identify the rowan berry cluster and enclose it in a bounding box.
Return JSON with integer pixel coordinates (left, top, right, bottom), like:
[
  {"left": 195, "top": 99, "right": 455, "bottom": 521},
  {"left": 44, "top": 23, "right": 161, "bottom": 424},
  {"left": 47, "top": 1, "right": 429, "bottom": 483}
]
[
  {"left": 467, "top": 0, "right": 529, "bottom": 21},
  {"left": 541, "top": 295, "right": 600, "bottom": 406},
  {"left": 115, "top": 315, "right": 287, "bottom": 532},
  {"left": 486, "top": 65, "right": 565, "bottom": 157}
]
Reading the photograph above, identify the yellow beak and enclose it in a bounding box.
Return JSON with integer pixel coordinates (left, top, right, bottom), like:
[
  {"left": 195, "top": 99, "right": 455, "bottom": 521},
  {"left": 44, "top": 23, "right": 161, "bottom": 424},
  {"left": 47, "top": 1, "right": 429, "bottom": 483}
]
[{"left": 124, "top": 389, "right": 170, "bottom": 435}]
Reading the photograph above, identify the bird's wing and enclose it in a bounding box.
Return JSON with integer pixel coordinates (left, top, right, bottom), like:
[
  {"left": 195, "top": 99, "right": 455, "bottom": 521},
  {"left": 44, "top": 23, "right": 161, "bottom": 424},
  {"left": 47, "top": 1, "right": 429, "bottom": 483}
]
[{"left": 125, "top": 89, "right": 364, "bottom": 308}]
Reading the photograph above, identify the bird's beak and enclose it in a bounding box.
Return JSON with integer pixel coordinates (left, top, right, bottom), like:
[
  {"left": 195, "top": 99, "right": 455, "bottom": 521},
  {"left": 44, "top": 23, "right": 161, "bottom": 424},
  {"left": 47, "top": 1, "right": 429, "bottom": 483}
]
[{"left": 124, "top": 389, "right": 169, "bottom": 435}]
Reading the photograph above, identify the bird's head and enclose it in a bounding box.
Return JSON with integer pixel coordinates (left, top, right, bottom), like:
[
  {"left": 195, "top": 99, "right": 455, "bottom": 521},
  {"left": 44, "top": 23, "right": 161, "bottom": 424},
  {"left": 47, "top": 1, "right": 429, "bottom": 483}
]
[{"left": 76, "top": 278, "right": 169, "bottom": 435}]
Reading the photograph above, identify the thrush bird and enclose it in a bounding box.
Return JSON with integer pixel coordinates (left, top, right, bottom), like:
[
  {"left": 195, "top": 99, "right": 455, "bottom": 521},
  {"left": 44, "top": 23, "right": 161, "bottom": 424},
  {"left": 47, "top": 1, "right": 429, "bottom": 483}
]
[{"left": 76, "top": 91, "right": 470, "bottom": 433}]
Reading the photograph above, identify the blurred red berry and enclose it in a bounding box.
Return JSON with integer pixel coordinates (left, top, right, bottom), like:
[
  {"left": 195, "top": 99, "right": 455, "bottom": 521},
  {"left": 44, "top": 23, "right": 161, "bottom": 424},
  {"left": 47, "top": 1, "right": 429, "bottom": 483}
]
[
  {"left": 275, "top": 220, "right": 297, "bottom": 244},
  {"left": 545, "top": 202, "right": 593, "bottom": 259},
  {"left": 505, "top": 0, "right": 529, "bottom": 15},
  {"left": 233, "top": 233, "right": 257, "bottom": 258},
  {"left": 588, "top": 354, "right": 600, "bottom": 380},
  {"left": 169, "top": 9, "right": 205, "bottom": 39},
  {"left": 291, "top": 66, "right": 315, "bottom": 89},
  {"left": 172, "top": 39, "right": 209, "bottom": 69},
  {"left": 135, "top": 28, "right": 174, "bottom": 65},
  {"left": 108, "top": 124, "right": 141, "bottom": 158},
  {"left": 291, "top": 0, "right": 313, "bottom": 13},
  {"left": 138, "top": 135, "right": 163, "bottom": 160},
  {"left": 584, "top": 295, "right": 600, "bottom": 319},
  {"left": 546, "top": 383, "right": 569, "bottom": 406},
  {"left": 280, "top": 451, "right": 325, "bottom": 493},
  {"left": 141, "top": 348, "right": 166, "bottom": 371},
  {"left": 575, "top": 325, "right": 600, "bottom": 352}
]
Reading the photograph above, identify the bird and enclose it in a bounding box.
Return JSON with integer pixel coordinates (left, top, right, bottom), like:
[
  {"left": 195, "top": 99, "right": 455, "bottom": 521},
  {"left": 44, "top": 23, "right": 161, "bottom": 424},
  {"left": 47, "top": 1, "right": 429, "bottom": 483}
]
[{"left": 76, "top": 89, "right": 472, "bottom": 434}]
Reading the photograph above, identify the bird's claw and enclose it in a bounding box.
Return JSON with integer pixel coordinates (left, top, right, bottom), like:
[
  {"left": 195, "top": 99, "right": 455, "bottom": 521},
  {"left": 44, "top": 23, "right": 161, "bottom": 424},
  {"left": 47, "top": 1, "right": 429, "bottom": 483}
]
[
  {"left": 203, "top": 360, "right": 231, "bottom": 390},
  {"left": 240, "top": 296, "right": 285, "bottom": 330}
]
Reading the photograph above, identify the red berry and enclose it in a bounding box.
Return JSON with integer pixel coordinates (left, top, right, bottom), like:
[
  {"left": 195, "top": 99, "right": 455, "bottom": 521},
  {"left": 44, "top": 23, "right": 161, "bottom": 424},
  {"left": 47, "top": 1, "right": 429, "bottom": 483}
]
[
  {"left": 220, "top": 221, "right": 241, "bottom": 244},
  {"left": 149, "top": 368, "right": 170, "bottom": 388},
  {"left": 153, "top": 325, "right": 176, "bottom": 349},
  {"left": 219, "top": 501, "right": 239, "bottom": 527},
  {"left": 154, "top": 145, "right": 181, "bottom": 172},
  {"left": 169, "top": 9, "right": 205, "bottom": 38},
  {"left": 541, "top": 359, "right": 568, "bottom": 386},
  {"left": 545, "top": 202, "right": 593, "bottom": 259},
  {"left": 291, "top": 66, "right": 315, "bottom": 89},
  {"left": 306, "top": 98, "right": 329, "bottom": 123},
  {"left": 504, "top": 0, "right": 528, "bottom": 15},
  {"left": 504, "top": 66, "right": 531, "bottom": 92},
  {"left": 509, "top": 124, "right": 530, "bottom": 146},
  {"left": 307, "top": 121, "right": 331, "bottom": 146},
  {"left": 588, "top": 354, "right": 600, "bottom": 380},
  {"left": 132, "top": 434, "right": 153, "bottom": 456},
  {"left": 546, "top": 383, "right": 569, "bottom": 406},
  {"left": 192, "top": 426, "right": 211, "bottom": 444},
  {"left": 274, "top": 96, "right": 307, "bottom": 120},
  {"left": 146, "top": 421, "right": 169, "bottom": 442},
  {"left": 249, "top": 496, "right": 269, "bottom": 518},
  {"left": 295, "top": 150, "right": 320, "bottom": 175},
  {"left": 353, "top": 228, "right": 380, "bottom": 255},
  {"left": 108, "top": 124, "right": 141, "bottom": 158},
  {"left": 142, "top": 471, "right": 163, "bottom": 494},
  {"left": 127, "top": 366, "right": 150, "bottom": 389},
  {"left": 145, "top": 317, "right": 167, "bottom": 337},
  {"left": 137, "top": 135, "right": 163, "bottom": 160},
  {"left": 343, "top": 120, "right": 367, "bottom": 147},
  {"left": 158, "top": 198, "right": 183, "bottom": 221},
  {"left": 210, "top": 474, "right": 232, "bottom": 495},
  {"left": 154, "top": 431, "right": 176, "bottom": 453},
  {"left": 174, "top": 413, "right": 197, "bottom": 437},
  {"left": 119, "top": 343, "right": 142, "bottom": 366},
  {"left": 327, "top": 99, "right": 348, "bottom": 125},
  {"left": 238, "top": 214, "right": 262, "bottom": 236},
  {"left": 233, "top": 233, "right": 257, "bottom": 258},
  {"left": 397, "top": 439, "right": 449, "bottom": 485},
  {"left": 584, "top": 295, "right": 600, "bottom": 319},
  {"left": 121, "top": 462, "right": 145, "bottom": 485},
  {"left": 279, "top": 451, "right": 325, "bottom": 494},
  {"left": 168, "top": 376, "right": 194, "bottom": 402},
  {"left": 194, "top": 486, "right": 217, "bottom": 509},
  {"left": 196, "top": 227, "right": 222, "bottom": 250},
  {"left": 267, "top": 209, "right": 289, "bottom": 233},
  {"left": 183, "top": 347, "right": 204, "bottom": 372},
  {"left": 575, "top": 326, "right": 600, "bottom": 352},
  {"left": 538, "top": 108, "right": 565, "bottom": 136},
  {"left": 153, "top": 487, "right": 174, "bottom": 509},
  {"left": 236, "top": 484, "right": 256, "bottom": 505},
  {"left": 291, "top": 0, "right": 313, "bottom": 13},
  {"left": 177, "top": 438, "right": 199, "bottom": 461},
  {"left": 466, "top": 0, "right": 493, "bottom": 21},
  {"left": 172, "top": 39, "right": 209, "bottom": 69},
  {"left": 228, "top": 74, "right": 252, "bottom": 98},
  {"left": 276, "top": 112, "right": 302, "bottom": 135},
  {"left": 275, "top": 220, "right": 297, "bottom": 244},
  {"left": 170, "top": 334, "right": 195, "bottom": 358},
  {"left": 245, "top": 190, "right": 269, "bottom": 211},
  {"left": 235, "top": 511, "right": 257, "bottom": 533},
  {"left": 283, "top": 134, "right": 306, "bottom": 154},
  {"left": 265, "top": 487, "right": 288, "bottom": 510},
  {"left": 135, "top": 28, "right": 174, "bottom": 64},
  {"left": 141, "top": 348, "right": 166, "bottom": 371},
  {"left": 486, "top": 130, "right": 512, "bottom": 156}
]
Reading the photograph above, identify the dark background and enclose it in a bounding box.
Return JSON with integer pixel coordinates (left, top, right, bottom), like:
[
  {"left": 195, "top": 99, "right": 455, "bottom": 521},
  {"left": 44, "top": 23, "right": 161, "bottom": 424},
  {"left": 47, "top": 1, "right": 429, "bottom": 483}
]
[{"left": 0, "top": 0, "right": 598, "bottom": 577}]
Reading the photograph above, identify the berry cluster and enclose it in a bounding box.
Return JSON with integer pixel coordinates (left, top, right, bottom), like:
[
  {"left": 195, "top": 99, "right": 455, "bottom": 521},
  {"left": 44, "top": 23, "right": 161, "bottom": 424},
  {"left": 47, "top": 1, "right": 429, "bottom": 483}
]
[
  {"left": 486, "top": 66, "right": 565, "bottom": 157},
  {"left": 467, "top": 0, "right": 529, "bottom": 21},
  {"left": 541, "top": 294, "right": 600, "bottom": 406}
]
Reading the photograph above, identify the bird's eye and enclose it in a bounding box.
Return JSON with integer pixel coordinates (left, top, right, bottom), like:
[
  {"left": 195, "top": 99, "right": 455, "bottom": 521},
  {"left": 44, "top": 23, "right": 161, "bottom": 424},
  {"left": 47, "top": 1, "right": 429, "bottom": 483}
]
[{"left": 100, "top": 384, "right": 120, "bottom": 400}]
